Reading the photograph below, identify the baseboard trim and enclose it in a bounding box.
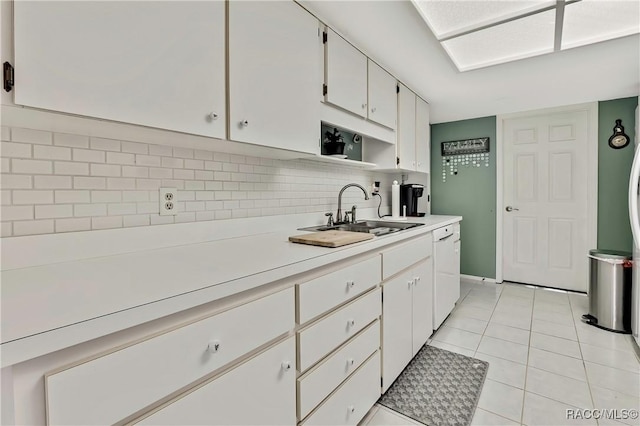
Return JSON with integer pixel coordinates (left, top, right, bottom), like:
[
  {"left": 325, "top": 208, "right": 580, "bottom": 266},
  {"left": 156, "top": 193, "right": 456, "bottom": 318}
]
[{"left": 461, "top": 274, "right": 497, "bottom": 284}]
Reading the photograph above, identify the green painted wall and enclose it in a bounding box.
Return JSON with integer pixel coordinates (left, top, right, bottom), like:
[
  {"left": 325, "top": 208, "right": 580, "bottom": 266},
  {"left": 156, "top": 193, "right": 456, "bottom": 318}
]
[
  {"left": 430, "top": 97, "right": 638, "bottom": 279},
  {"left": 597, "top": 97, "right": 637, "bottom": 252},
  {"left": 431, "top": 116, "right": 497, "bottom": 278}
]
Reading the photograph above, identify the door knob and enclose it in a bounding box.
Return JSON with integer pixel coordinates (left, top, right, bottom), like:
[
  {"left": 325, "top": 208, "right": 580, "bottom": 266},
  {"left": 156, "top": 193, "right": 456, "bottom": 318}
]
[{"left": 505, "top": 206, "right": 519, "bottom": 212}]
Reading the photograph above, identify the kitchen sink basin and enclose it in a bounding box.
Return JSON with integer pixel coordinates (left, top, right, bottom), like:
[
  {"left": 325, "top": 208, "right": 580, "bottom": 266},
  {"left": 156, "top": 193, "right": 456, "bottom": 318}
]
[{"left": 298, "top": 220, "right": 424, "bottom": 236}]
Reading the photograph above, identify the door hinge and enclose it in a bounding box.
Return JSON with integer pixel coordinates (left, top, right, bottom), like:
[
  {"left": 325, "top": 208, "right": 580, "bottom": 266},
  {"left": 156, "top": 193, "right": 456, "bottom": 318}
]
[
  {"left": 4, "top": 62, "right": 14, "bottom": 92},
  {"left": 323, "top": 84, "right": 328, "bottom": 96},
  {"left": 322, "top": 31, "right": 327, "bottom": 44},
  {"left": 396, "top": 84, "right": 400, "bottom": 94},
  {"left": 396, "top": 157, "right": 400, "bottom": 165}
]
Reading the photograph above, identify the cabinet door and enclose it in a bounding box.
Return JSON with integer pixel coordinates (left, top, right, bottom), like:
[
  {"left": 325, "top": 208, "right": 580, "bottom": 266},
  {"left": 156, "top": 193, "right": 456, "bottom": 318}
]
[
  {"left": 324, "top": 29, "right": 368, "bottom": 118},
  {"left": 229, "top": 1, "right": 319, "bottom": 154},
  {"left": 137, "top": 337, "right": 296, "bottom": 425},
  {"left": 397, "top": 83, "right": 417, "bottom": 170},
  {"left": 415, "top": 97, "right": 431, "bottom": 174},
  {"left": 381, "top": 271, "right": 413, "bottom": 392},
  {"left": 13, "top": 1, "right": 225, "bottom": 138},
  {"left": 411, "top": 259, "right": 433, "bottom": 356},
  {"left": 367, "top": 60, "right": 397, "bottom": 129}
]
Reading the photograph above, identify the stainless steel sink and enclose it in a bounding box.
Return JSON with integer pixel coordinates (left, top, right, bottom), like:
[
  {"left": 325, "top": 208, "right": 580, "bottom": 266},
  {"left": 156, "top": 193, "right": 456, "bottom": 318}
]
[{"left": 298, "top": 220, "right": 424, "bottom": 236}]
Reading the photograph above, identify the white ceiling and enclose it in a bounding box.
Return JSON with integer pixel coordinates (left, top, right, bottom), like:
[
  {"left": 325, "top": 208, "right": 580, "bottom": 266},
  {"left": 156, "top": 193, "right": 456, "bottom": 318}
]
[{"left": 299, "top": 0, "right": 640, "bottom": 124}]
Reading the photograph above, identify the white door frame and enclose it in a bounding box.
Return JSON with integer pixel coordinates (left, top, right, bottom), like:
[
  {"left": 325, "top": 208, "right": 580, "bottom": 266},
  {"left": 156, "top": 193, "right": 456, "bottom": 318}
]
[{"left": 496, "top": 102, "right": 599, "bottom": 284}]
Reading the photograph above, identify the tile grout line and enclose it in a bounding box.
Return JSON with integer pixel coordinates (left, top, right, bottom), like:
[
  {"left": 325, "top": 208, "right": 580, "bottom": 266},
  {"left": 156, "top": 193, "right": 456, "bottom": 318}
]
[{"left": 519, "top": 288, "right": 537, "bottom": 426}]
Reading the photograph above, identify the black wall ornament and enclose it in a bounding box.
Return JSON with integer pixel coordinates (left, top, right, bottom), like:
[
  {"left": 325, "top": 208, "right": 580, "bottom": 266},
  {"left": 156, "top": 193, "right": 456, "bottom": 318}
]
[{"left": 608, "top": 119, "right": 630, "bottom": 149}]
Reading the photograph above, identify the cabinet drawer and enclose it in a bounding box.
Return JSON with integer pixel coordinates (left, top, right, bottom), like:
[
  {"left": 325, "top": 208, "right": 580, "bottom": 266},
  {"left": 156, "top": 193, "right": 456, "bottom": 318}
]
[
  {"left": 297, "top": 256, "right": 380, "bottom": 324},
  {"left": 298, "top": 288, "right": 380, "bottom": 372},
  {"left": 382, "top": 234, "right": 433, "bottom": 279},
  {"left": 302, "top": 351, "right": 381, "bottom": 425},
  {"left": 46, "top": 288, "right": 294, "bottom": 426},
  {"left": 135, "top": 337, "right": 296, "bottom": 425},
  {"left": 298, "top": 320, "right": 380, "bottom": 419}
]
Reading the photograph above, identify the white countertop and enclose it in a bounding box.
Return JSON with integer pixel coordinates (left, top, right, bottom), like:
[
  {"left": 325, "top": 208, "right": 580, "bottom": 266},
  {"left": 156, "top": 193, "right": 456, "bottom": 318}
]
[{"left": 0, "top": 214, "right": 461, "bottom": 366}]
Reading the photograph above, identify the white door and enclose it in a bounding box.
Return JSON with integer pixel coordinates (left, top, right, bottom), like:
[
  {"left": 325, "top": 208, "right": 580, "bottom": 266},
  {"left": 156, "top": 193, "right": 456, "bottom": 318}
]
[
  {"left": 381, "top": 270, "right": 413, "bottom": 392},
  {"left": 397, "top": 83, "right": 416, "bottom": 171},
  {"left": 367, "top": 60, "right": 397, "bottom": 129},
  {"left": 503, "top": 109, "right": 592, "bottom": 291},
  {"left": 136, "top": 337, "right": 296, "bottom": 425},
  {"left": 324, "top": 28, "right": 368, "bottom": 118},
  {"left": 415, "top": 97, "right": 431, "bottom": 174},
  {"left": 228, "top": 1, "right": 319, "bottom": 154},
  {"left": 13, "top": 1, "right": 226, "bottom": 138},
  {"left": 411, "top": 259, "right": 433, "bottom": 356}
]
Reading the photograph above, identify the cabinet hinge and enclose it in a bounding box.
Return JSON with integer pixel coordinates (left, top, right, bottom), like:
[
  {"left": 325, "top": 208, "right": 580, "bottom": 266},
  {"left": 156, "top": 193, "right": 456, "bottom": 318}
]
[
  {"left": 381, "top": 377, "right": 383, "bottom": 387},
  {"left": 3, "top": 62, "right": 14, "bottom": 92},
  {"left": 322, "top": 31, "right": 327, "bottom": 44},
  {"left": 396, "top": 84, "right": 400, "bottom": 94},
  {"left": 323, "top": 84, "right": 328, "bottom": 96},
  {"left": 427, "top": 194, "right": 430, "bottom": 202},
  {"left": 396, "top": 157, "right": 400, "bottom": 166}
]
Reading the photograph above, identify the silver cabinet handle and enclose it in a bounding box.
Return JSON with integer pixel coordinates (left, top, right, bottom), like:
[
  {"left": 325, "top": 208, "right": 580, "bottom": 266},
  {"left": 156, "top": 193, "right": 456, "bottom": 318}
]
[
  {"left": 348, "top": 318, "right": 355, "bottom": 327},
  {"left": 208, "top": 112, "right": 218, "bottom": 121},
  {"left": 348, "top": 406, "right": 356, "bottom": 414},
  {"left": 371, "top": 107, "right": 376, "bottom": 113},
  {"left": 408, "top": 280, "right": 413, "bottom": 288},
  {"left": 347, "top": 358, "right": 355, "bottom": 366},
  {"left": 241, "top": 120, "right": 249, "bottom": 127},
  {"left": 207, "top": 340, "right": 221, "bottom": 353},
  {"left": 361, "top": 103, "right": 367, "bottom": 109},
  {"left": 505, "top": 206, "right": 519, "bottom": 212},
  {"left": 347, "top": 280, "right": 355, "bottom": 289},
  {"left": 281, "top": 361, "right": 292, "bottom": 371}
]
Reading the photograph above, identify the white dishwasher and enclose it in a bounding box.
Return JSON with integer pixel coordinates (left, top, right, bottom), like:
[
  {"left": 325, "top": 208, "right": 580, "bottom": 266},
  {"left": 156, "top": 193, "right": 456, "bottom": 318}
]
[{"left": 433, "top": 224, "right": 461, "bottom": 329}]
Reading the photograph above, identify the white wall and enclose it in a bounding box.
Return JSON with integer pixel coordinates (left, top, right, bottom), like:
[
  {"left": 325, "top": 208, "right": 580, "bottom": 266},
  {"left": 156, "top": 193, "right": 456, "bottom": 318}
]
[{"left": 0, "top": 122, "right": 396, "bottom": 237}]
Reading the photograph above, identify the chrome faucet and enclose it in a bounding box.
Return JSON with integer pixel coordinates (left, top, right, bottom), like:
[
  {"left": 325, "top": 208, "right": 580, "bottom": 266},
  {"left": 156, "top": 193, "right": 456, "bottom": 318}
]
[{"left": 336, "top": 183, "right": 369, "bottom": 223}]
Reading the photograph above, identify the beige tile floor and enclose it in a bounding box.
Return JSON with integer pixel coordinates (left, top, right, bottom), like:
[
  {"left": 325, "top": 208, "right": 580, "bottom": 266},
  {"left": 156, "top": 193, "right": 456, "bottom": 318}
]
[{"left": 360, "top": 280, "right": 640, "bottom": 426}]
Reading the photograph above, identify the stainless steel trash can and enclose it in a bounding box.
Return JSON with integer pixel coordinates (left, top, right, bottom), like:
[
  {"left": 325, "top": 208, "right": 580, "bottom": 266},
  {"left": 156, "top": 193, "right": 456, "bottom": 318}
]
[{"left": 582, "top": 249, "right": 633, "bottom": 333}]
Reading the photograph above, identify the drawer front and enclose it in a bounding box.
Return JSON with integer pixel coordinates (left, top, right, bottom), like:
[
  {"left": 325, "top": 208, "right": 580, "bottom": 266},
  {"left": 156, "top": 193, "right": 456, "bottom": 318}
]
[
  {"left": 46, "top": 288, "right": 294, "bottom": 426},
  {"left": 298, "top": 320, "right": 380, "bottom": 419},
  {"left": 454, "top": 222, "right": 461, "bottom": 241},
  {"left": 298, "top": 288, "right": 381, "bottom": 372},
  {"left": 297, "top": 256, "right": 380, "bottom": 324},
  {"left": 382, "top": 233, "right": 433, "bottom": 279},
  {"left": 302, "top": 351, "right": 381, "bottom": 425},
  {"left": 136, "top": 337, "right": 296, "bottom": 425}
]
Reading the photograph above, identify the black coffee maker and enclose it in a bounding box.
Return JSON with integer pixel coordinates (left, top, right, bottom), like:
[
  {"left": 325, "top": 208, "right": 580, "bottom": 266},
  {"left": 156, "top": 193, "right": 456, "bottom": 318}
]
[{"left": 400, "top": 184, "right": 425, "bottom": 217}]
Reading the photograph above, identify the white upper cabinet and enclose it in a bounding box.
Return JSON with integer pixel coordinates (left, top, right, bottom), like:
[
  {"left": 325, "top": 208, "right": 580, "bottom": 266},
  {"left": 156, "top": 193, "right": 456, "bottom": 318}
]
[
  {"left": 396, "top": 84, "right": 431, "bottom": 173},
  {"left": 415, "top": 96, "right": 431, "bottom": 174},
  {"left": 13, "top": 1, "right": 226, "bottom": 139},
  {"left": 367, "top": 60, "right": 397, "bottom": 129},
  {"left": 324, "top": 28, "right": 368, "bottom": 118},
  {"left": 397, "top": 83, "right": 417, "bottom": 170},
  {"left": 228, "top": 1, "right": 319, "bottom": 154}
]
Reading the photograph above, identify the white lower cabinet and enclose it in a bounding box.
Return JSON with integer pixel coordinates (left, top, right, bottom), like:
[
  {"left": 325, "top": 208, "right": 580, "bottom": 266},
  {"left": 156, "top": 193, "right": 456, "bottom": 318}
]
[
  {"left": 302, "top": 351, "right": 381, "bottom": 426},
  {"left": 45, "top": 288, "right": 294, "bottom": 425},
  {"left": 381, "top": 257, "right": 433, "bottom": 392},
  {"left": 135, "top": 337, "right": 296, "bottom": 425},
  {"left": 297, "top": 321, "right": 380, "bottom": 419}
]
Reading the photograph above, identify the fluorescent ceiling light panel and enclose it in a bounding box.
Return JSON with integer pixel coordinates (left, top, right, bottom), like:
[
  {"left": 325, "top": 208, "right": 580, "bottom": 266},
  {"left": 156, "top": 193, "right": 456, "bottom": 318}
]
[
  {"left": 562, "top": 0, "right": 640, "bottom": 49},
  {"left": 442, "top": 9, "right": 556, "bottom": 71},
  {"left": 413, "top": 0, "right": 554, "bottom": 39}
]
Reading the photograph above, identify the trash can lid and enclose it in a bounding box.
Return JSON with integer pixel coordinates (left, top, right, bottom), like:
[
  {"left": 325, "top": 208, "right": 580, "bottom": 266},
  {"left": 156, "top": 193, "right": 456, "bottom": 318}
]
[{"left": 589, "top": 249, "right": 632, "bottom": 260}]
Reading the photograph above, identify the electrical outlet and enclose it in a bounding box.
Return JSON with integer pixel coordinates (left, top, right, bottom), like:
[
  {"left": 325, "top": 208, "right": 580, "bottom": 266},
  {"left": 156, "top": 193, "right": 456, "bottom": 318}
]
[
  {"left": 371, "top": 181, "right": 380, "bottom": 195},
  {"left": 159, "top": 187, "right": 178, "bottom": 216}
]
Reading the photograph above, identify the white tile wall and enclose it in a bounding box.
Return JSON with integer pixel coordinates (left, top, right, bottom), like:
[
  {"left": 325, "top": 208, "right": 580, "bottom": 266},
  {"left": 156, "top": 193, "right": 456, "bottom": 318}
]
[{"left": 0, "top": 126, "right": 392, "bottom": 236}]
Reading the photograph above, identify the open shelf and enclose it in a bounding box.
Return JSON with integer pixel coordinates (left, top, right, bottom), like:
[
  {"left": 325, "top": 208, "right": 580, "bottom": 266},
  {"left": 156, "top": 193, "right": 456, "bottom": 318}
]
[{"left": 311, "top": 154, "right": 378, "bottom": 168}]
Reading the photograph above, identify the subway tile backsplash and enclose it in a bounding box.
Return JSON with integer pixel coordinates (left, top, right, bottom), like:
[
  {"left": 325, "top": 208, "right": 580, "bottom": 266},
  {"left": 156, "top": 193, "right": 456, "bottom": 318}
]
[{"left": 0, "top": 126, "right": 391, "bottom": 237}]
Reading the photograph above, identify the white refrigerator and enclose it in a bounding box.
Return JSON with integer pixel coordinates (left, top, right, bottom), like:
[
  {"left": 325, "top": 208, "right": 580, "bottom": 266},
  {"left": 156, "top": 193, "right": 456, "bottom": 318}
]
[{"left": 631, "top": 106, "right": 640, "bottom": 347}]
